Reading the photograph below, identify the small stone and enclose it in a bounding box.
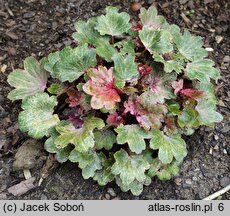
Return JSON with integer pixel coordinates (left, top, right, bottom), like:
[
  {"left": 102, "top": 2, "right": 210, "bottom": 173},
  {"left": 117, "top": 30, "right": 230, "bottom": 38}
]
[
  {"left": 13, "top": 139, "right": 44, "bottom": 171},
  {"left": 223, "top": 56, "right": 230, "bottom": 63},
  {"left": 215, "top": 36, "right": 223, "bottom": 44},
  {"left": 107, "top": 188, "right": 116, "bottom": 197},
  {"left": 204, "top": 0, "right": 214, "bottom": 3},
  {"left": 174, "top": 178, "right": 182, "bottom": 185},
  {"left": 214, "top": 135, "right": 219, "bottom": 140},
  {"left": 205, "top": 47, "right": 214, "bottom": 52},
  {"left": 1, "top": 64, "right": 7, "bottom": 73},
  {"left": 192, "top": 176, "right": 198, "bottom": 181},
  {"left": 221, "top": 126, "right": 230, "bottom": 133},
  {"left": 208, "top": 28, "right": 215, "bottom": 32},
  {"left": 105, "top": 194, "right": 110, "bottom": 200},
  {"left": 162, "top": 2, "right": 170, "bottom": 8},
  {"left": 198, "top": 174, "right": 203, "bottom": 178},
  {"left": 5, "top": 32, "right": 18, "bottom": 40},
  {"left": 23, "top": 12, "right": 36, "bottom": 19},
  {"left": 215, "top": 27, "right": 222, "bottom": 34},
  {"left": 52, "top": 22, "right": 58, "bottom": 30},
  {"left": 22, "top": 19, "right": 28, "bottom": 24},
  {"left": 223, "top": 149, "right": 227, "bottom": 154},
  {"left": 214, "top": 145, "right": 219, "bottom": 150},
  {"left": 179, "top": 0, "right": 189, "bottom": 4},
  {"left": 220, "top": 177, "right": 230, "bottom": 187},
  {"left": 187, "top": 0, "right": 194, "bottom": 9},
  {"left": 185, "top": 179, "right": 192, "bottom": 185}
]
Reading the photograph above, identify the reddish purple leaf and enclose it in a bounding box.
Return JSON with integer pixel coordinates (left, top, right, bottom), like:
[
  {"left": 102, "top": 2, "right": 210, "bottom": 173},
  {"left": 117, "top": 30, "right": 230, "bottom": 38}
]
[
  {"left": 68, "top": 115, "right": 84, "bottom": 128},
  {"left": 106, "top": 112, "right": 125, "bottom": 126},
  {"left": 65, "top": 88, "right": 91, "bottom": 114},
  {"left": 140, "top": 73, "right": 175, "bottom": 105},
  {"left": 164, "top": 117, "right": 177, "bottom": 134},
  {"left": 63, "top": 107, "right": 84, "bottom": 128},
  {"left": 138, "top": 63, "right": 153, "bottom": 76},
  {"left": 131, "top": 21, "right": 143, "bottom": 32},
  {"left": 66, "top": 88, "right": 83, "bottom": 107},
  {"left": 180, "top": 88, "right": 204, "bottom": 101},
  {"left": 172, "top": 79, "right": 183, "bottom": 94},
  {"left": 83, "top": 66, "right": 121, "bottom": 110},
  {"left": 124, "top": 96, "right": 166, "bottom": 130},
  {"left": 134, "top": 37, "right": 145, "bottom": 48}
]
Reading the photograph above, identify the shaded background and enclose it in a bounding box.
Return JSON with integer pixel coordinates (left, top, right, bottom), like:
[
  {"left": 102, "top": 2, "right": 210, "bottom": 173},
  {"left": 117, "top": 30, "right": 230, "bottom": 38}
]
[{"left": 0, "top": 0, "right": 229, "bottom": 199}]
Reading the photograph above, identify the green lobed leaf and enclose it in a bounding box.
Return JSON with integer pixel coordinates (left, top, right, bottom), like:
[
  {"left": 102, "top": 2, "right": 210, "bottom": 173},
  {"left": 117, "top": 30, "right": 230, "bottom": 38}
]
[
  {"left": 177, "top": 107, "right": 199, "bottom": 128},
  {"left": 139, "top": 27, "right": 173, "bottom": 54},
  {"left": 69, "top": 150, "right": 103, "bottom": 179},
  {"left": 116, "top": 173, "right": 151, "bottom": 196},
  {"left": 45, "top": 139, "right": 71, "bottom": 163},
  {"left": 93, "top": 155, "right": 115, "bottom": 185},
  {"left": 162, "top": 23, "right": 181, "bottom": 40},
  {"left": 44, "top": 128, "right": 72, "bottom": 163},
  {"left": 175, "top": 30, "right": 208, "bottom": 61},
  {"left": 43, "top": 52, "right": 60, "bottom": 78},
  {"left": 18, "top": 92, "right": 60, "bottom": 139},
  {"left": 47, "top": 83, "right": 65, "bottom": 95},
  {"left": 196, "top": 100, "right": 223, "bottom": 127},
  {"left": 186, "top": 59, "right": 220, "bottom": 82},
  {"left": 73, "top": 17, "right": 118, "bottom": 62},
  {"left": 7, "top": 57, "right": 48, "bottom": 101},
  {"left": 111, "top": 149, "right": 150, "bottom": 186},
  {"left": 115, "top": 176, "right": 151, "bottom": 196},
  {"left": 180, "top": 128, "right": 195, "bottom": 136},
  {"left": 94, "top": 129, "right": 116, "bottom": 150},
  {"left": 114, "top": 40, "right": 136, "bottom": 56},
  {"left": 72, "top": 17, "right": 101, "bottom": 44},
  {"left": 148, "top": 158, "right": 181, "bottom": 180},
  {"left": 95, "top": 6, "right": 131, "bottom": 36},
  {"left": 154, "top": 54, "right": 184, "bottom": 74},
  {"left": 112, "top": 53, "right": 139, "bottom": 88},
  {"left": 94, "top": 38, "right": 117, "bottom": 62},
  {"left": 55, "top": 116, "right": 105, "bottom": 152},
  {"left": 196, "top": 81, "right": 217, "bottom": 104},
  {"left": 115, "top": 124, "right": 151, "bottom": 154},
  {"left": 139, "top": 6, "right": 166, "bottom": 29},
  {"left": 45, "top": 45, "right": 97, "bottom": 82},
  {"left": 167, "top": 101, "right": 181, "bottom": 116},
  {"left": 149, "top": 130, "right": 187, "bottom": 164}
]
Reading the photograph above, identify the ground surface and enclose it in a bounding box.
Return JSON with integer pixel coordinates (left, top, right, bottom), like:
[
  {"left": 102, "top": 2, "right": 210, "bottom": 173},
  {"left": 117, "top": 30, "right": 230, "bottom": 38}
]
[{"left": 0, "top": 0, "right": 229, "bottom": 200}]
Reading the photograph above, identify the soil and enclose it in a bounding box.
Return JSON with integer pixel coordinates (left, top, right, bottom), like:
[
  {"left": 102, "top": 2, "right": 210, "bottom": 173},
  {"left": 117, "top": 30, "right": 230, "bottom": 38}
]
[{"left": 0, "top": 0, "right": 229, "bottom": 200}]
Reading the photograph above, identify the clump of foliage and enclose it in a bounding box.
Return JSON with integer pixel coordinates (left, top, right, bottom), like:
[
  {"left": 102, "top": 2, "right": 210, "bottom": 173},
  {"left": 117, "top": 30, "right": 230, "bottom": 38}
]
[{"left": 7, "top": 6, "right": 222, "bottom": 195}]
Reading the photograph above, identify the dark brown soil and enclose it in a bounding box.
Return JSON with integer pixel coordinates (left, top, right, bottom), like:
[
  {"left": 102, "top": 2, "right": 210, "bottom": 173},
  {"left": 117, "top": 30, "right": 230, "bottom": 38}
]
[{"left": 0, "top": 0, "right": 229, "bottom": 200}]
